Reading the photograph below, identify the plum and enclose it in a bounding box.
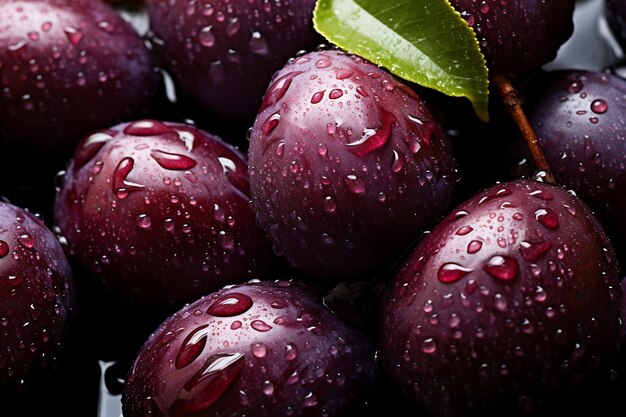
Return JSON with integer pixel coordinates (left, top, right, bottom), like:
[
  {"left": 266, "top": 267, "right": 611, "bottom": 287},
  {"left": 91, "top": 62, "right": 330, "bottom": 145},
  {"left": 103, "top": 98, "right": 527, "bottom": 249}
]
[
  {"left": 147, "top": 0, "right": 320, "bottom": 120},
  {"left": 379, "top": 179, "right": 620, "bottom": 415},
  {"left": 450, "top": 0, "right": 575, "bottom": 77},
  {"left": 526, "top": 70, "right": 626, "bottom": 253},
  {"left": 248, "top": 49, "right": 457, "bottom": 280},
  {"left": 122, "top": 279, "right": 375, "bottom": 417},
  {"left": 0, "top": 202, "right": 75, "bottom": 395},
  {"left": 53, "top": 119, "right": 276, "bottom": 310},
  {"left": 0, "top": 0, "right": 160, "bottom": 159}
]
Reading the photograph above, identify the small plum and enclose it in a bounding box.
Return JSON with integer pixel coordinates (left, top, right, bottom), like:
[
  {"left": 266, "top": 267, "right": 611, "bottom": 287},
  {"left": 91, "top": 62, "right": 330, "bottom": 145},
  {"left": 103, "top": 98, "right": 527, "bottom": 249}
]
[
  {"left": 147, "top": 0, "right": 320, "bottom": 120},
  {"left": 54, "top": 120, "right": 276, "bottom": 310},
  {"left": 248, "top": 49, "right": 457, "bottom": 280},
  {"left": 122, "top": 280, "right": 375, "bottom": 417},
  {"left": 0, "top": 0, "right": 160, "bottom": 159},
  {"left": 0, "top": 202, "right": 75, "bottom": 395}
]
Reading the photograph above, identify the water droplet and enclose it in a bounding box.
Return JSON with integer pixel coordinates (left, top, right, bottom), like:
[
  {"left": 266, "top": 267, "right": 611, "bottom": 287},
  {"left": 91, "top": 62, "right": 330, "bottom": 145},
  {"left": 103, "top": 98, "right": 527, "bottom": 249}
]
[
  {"left": 41, "top": 21, "right": 52, "bottom": 32},
  {"left": 207, "top": 293, "right": 253, "bottom": 317},
  {"left": 323, "top": 196, "right": 336, "bottom": 213},
  {"left": 136, "top": 214, "right": 151, "bottom": 229},
  {"left": 218, "top": 231, "right": 235, "bottom": 250},
  {"left": 302, "top": 392, "right": 318, "bottom": 408},
  {"left": 262, "top": 380, "right": 274, "bottom": 396},
  {"left": 284, "top": 343, "right": 298, "bottom": 361},
  {"left": 329, "top": 89, "right": 343, "bottom": 99},
  {"left": 226, "top": 18, "right": 241, "bottom": 36},
  {"left": 251, "top": 342, "right": 267, "bottom": 358},
  {"left": 467, "top": 240, "right": 482, "bottom": 254},
  {"left": 150, "top": 149, "right": 198, "bottom": 171},
  {"left": 124, "top": 120, "right": 171, "bottom": 136},
  {"left": 356, "top": 85, "right": 368, "bottom": 97},
  {"left": 315, "top": 57, "right": 331, "bottom": 68},
  {"left": 346, "top": 110, "right": 396, "bottom": 158},
  {"left": 456, "top": 226, "right": 473, "bottom": 236},
  {"left": 97, "top": 21, "right": 114, "bottom": 34},
  {"left": 421, "top": 338, "right": 437, "bottom": 354},
  {"left": 484, "top": 256, "right": 519, "bottom": 281},
  {"left": 249, "top": 31, "right": 269, "bottom": 54},
  {"left": 566, "top": 80, "right": 583, "bottom": 93},
  {"left": 258, "top": 71, "right": 302, "bottom": 112},
  {"left": 175, "top": 325, "right": 209, "bottom": 369},
  {"left": 0, "top": 241, "right": 8, "bottom": 258},
  {"left": 437, "top": 263, "right": 473, "bottom": 283},
  {"left": 262, "top": 113, "right": 281, "bottom": 135},
  {"left": 250, "top": 320, "right": 272, "bottom": 332},
  {"left": 64, "top": 27, "right": 83, "bottom": 46},
  {"left": 311, "top": 90, "right": 325, "bottom": 104},
  {"left": 28, "top": 31, "right": 39, "bottom": 41},
  {"left": 494, "top": 293, "right": 507, "bottom": 311},
  {"left": 112, "top": 157, "right": 144, "bottom": 196},
  {"left": 590, "top": 99, "right": 608, "bottom": 114},
  {"left": 198, "top": 26, "right": 215, "bottom": 47},
  {"left": 17, "top": 232, "right": 35, "bottom": 249},
  {"left": 535, "top": 208, "right": 559, "bottom": 229},
  {"left": 391, "top": 150, "right": 404, "bottom": 173},
  {"left": 344, "top": 175, "right": 365, "bottom": 194},
  {"left": 519, "top": 240, "right": 552, "bottom": 262},
  {"left": 529, "top": 189, "right": 553, "bottom": 201},
  {"left": 169, "top": 352, "right": 245, "bottom": 416}
]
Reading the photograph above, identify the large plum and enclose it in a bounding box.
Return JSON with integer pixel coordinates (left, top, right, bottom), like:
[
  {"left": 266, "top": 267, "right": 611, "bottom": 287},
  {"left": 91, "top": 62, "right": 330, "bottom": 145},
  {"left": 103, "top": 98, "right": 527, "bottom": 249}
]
[
  {"left": 0, "top": 202, "right": 75, "bottom": 395},
  {"left": 0, "top": 0, "right": 160, "bottom": 159},
  {"left": 379, "top": 179, "right": 620, "bottom": 415},
  {"left": 248, "top": 49, "right": 457, "bottom": 280},
  {"left": 122, "top": 279, "right": 375, "bottom": 417},
  {"left": 147, "top": 0, "right": 320, "bottom": 120},
  {"left": 54, "top": 119, "right": 276, "bottom": 310}
]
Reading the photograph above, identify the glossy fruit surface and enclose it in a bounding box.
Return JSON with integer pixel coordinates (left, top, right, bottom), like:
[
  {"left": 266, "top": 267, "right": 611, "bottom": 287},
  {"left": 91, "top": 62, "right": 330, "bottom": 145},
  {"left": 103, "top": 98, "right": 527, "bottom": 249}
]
[
  {"left": 0, "top": 202, "right": 75, "bottom": 395},
  {"left": 528, "top": 70, "right": 626, "bottom": 250},
  {"left": 379, "top": 179, "right": 620, "bottom": 415},
  {"left": 450, "top": 0, "right": 576, "bottom": 77},
  {"left": 147, "top": 0, "right": 320, "bottom": 120},
  {"left": 248, "top": 49, "right": 457, "bottom": 280},
  {"left": 0, "top": 0, "right": 160, "bottom": 159},
  {"left": 122, "top": 279, "right": 375, "bottom": 417},
  {"left": 54, "top": 119, "right": 276, "bottom": 309}
]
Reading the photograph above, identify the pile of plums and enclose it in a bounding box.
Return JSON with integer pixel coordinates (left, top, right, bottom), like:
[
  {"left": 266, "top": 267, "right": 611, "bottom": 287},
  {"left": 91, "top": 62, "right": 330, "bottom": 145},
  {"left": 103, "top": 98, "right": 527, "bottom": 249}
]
[{"left": 0, "top": 0, "right": 625, "bottom": 416}]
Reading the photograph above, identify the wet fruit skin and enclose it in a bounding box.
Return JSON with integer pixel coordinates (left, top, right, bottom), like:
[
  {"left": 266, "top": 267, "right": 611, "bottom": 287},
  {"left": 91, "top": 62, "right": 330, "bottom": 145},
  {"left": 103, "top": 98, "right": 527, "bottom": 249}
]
[
  {"left": 0, "top": 202, "right": 75, "bottom": 395},
  {"left": 248, "top": 49, "right": 457, "bottom": 280},
  {"left": 53, "top": 119, "right": 276, "bottom": 310},
  {"left": 379, "top": 179, "right": 620, "bottom": 416},
  {"left": 450, "top": 0, "right": 575, "bottom": 77},
  {"left": 147, "top": 0, "right": 320, "bottom": 120},
  {"left": 0, "top": 0, "right": 160, "bottom": 159},
  {"left": 122, "top": 280, "right": 375, "bottom": 417},
  {"left": 527, "top": 70, "right": 626, "bottom": 252}
]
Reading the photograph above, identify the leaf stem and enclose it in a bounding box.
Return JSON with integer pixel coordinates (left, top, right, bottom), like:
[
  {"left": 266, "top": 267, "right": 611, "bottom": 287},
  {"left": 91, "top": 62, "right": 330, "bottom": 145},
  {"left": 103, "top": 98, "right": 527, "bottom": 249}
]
[{"left": 494, "top": 75, "right": 555, "bottom": 184}]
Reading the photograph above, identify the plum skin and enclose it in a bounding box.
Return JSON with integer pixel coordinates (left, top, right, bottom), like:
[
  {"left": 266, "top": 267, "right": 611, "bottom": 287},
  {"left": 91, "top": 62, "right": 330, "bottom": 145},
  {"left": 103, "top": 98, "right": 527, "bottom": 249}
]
[
  {"left": 379, "top": 179, "right": 620, "bottom": 415},
  {"left": 450, "top": 0, "right": 575, "bottom": 77},
  {"left": 0, "top": 0, "right": 160, "bottom": 159},
  {"left": 528, "top": 70, "right": 626, "bottom": 252},
  {"left": 248, "top": 49, "right": 457, "bottom": 280},
  {"left": 122, "top": 280, "right": 375, "bottom": 417},
  {"left": 147, "top": 0, "right": 320, "bottom": 120},
  {"left": 0, "top": 202, "right": 75, "bottom": 395},
  {"left": 54, "top": 119, "right": 276, "bottom": 310}
]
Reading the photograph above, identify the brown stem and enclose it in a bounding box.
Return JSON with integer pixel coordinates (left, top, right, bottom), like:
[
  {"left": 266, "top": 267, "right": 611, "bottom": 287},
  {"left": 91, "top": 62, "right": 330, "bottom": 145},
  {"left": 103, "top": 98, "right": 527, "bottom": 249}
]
[{"left": 494, "top": 75, "right": 555, "bottom": 184}]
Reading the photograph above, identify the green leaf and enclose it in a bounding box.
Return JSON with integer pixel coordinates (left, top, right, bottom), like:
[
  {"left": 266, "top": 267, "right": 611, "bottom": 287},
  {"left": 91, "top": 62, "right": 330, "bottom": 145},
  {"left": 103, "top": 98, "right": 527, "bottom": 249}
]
[{"left": 313, "top": 0, "right": 490, "bottom": 122}]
